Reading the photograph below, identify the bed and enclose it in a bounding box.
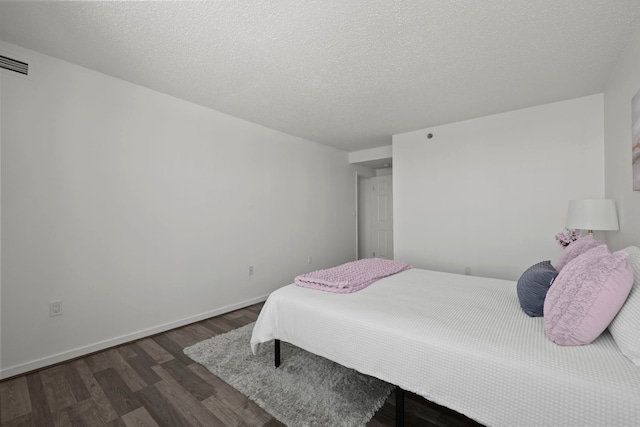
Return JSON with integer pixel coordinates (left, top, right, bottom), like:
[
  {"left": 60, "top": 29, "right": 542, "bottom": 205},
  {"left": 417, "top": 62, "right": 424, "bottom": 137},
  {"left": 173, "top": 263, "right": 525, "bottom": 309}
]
[{"left": 250, "top": 250, "right": 640, "bottom": 426}]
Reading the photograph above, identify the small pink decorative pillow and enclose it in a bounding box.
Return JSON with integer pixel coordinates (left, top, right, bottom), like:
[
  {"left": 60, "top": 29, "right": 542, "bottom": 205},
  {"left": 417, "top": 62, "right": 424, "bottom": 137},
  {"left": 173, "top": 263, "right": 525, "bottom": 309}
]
[
  {"left": 554, "top": 234, "right": 604, "bottom": 271},
  {"left": 544, "top": 245, "right": 633, "bottom": 346}
]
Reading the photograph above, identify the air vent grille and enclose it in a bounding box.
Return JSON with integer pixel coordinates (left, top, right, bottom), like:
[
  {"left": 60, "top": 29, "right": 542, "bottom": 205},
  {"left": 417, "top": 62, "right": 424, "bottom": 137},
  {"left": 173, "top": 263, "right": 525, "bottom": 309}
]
[{"left": 0, "top": 54, "right": 29, "bottom": 75}]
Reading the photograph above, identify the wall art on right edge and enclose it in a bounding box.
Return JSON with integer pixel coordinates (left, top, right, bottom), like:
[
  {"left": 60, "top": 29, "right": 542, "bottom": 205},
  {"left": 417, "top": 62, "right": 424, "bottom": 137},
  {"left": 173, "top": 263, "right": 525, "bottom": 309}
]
[{"left": 634, "top": 88, "right": 640, "bottom": 190}]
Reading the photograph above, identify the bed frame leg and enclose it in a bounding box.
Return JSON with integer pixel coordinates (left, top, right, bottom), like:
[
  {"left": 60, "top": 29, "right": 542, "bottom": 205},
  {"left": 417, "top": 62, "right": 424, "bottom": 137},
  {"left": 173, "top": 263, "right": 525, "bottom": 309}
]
[
  {"left": 396, "top": 387, "right": 404, "bottom": 426},
  {"left": 274, "top": 339, "right": 281, "bottom": 368}
]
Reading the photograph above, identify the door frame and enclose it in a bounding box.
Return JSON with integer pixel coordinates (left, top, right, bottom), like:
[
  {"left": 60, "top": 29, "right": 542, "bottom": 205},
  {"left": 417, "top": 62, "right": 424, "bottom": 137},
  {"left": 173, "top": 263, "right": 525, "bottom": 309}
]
[{"left": 356, "top": 172, "right": 393, "bottom": 260}]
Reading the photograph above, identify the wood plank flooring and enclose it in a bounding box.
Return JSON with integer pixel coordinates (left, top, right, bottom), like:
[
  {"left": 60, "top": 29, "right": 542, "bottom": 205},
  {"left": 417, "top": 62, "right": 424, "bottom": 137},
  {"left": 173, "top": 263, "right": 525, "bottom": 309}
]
[{"left": 1, "top": 303, "right": 482, "bottom": 427}]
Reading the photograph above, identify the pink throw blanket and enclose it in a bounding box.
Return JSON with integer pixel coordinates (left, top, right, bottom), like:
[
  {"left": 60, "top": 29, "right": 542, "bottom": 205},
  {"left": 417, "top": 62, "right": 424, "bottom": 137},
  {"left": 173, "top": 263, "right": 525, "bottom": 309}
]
[{"left": 294, "top": 258, "right": 411, "bottom": 293}]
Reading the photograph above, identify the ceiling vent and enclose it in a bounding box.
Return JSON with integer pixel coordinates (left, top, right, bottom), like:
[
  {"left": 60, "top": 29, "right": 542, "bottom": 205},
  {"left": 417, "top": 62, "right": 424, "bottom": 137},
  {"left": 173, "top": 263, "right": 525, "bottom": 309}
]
[{"left": 0, "top": 54, "right": 29, "bottom": 76}]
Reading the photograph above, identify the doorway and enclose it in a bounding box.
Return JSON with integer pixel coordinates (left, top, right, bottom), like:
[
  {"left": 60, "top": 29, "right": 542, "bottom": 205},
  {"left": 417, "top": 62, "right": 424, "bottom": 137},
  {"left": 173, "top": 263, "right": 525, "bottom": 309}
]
[{"left": 358, "top": 174, "right": 393, "bottom": 259}]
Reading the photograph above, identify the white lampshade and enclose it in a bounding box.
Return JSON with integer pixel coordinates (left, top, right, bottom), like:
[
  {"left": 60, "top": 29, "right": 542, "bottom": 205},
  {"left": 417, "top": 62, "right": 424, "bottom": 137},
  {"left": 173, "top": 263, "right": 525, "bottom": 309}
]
[{"left": 566, "top": 199, "right": 619, "bottom": 232}]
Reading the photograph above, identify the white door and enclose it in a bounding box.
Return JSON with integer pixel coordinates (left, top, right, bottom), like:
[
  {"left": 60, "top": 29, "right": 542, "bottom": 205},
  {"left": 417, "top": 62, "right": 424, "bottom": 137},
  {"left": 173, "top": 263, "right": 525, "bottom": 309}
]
[
  {"left": 372, "top": 175, "right": 393, "bottom": 259},
  {"left": 357, "top": 176, "right": 373, "bottom": 260}
]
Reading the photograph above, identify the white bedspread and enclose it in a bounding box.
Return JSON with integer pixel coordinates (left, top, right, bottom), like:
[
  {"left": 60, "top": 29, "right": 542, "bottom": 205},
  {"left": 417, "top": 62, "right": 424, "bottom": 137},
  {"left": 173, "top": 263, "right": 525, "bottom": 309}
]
[{"left": 250, "top": 268, "right": 640, "bottom": 427}]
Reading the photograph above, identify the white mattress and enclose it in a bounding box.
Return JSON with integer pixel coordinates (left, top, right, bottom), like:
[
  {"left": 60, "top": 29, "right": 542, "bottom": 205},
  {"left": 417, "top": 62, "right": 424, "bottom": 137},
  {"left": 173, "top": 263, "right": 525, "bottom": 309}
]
[{"left": 251, "top": 268, "right": 640, "bottom": 427}]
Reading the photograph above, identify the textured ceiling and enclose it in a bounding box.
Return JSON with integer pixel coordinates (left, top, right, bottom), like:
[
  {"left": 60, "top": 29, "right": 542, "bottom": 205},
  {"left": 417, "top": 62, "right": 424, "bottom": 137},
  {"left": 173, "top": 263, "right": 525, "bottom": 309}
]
[{"left": 0, "top": 1, "right": 639, "bottom": 152}]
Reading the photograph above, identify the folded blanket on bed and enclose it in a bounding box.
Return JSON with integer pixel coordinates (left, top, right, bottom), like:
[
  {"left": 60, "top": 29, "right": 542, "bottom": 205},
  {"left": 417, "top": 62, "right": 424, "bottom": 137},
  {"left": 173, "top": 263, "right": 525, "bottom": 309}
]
[{"left": 294, "top": 258, "right": 411, "bottom": 293}]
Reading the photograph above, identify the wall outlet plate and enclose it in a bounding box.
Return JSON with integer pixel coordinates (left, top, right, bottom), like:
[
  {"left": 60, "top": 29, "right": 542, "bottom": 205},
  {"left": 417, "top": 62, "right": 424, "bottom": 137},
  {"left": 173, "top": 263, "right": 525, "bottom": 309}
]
[{"left": 50, "top": 300, "right": 62, "bottom": 317}]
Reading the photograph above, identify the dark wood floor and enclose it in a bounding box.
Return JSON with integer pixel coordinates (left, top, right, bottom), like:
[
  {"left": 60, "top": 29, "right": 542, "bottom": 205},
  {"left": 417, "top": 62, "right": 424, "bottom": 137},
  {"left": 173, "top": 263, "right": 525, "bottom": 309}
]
[{"left": 0, "top": 302, "right": 482, "bottom": 427}]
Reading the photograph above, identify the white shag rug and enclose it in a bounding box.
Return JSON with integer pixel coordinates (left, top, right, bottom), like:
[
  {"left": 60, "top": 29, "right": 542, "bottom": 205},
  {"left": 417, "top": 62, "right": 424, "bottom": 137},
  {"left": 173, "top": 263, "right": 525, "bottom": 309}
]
[{"left": 184, "top": 322, "right": 394, "bottom": 427}]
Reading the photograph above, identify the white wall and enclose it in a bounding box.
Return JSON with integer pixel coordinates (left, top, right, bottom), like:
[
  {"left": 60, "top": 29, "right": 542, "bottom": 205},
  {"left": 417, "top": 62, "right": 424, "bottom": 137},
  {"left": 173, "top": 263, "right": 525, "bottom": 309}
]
[
  {"left": 0, "top": 70, "right": 3, "bottom": 374},
  {"left": 393, "top": 95, "right": 605, "bottom": 280},
  {"left": 604, "top": 24, "right": 640, "bottom": 250},
  {"left": 349, "top": 146, "right": 392, "bottom": 164},
  {"left": 0, "top": 41, "right": 360, "bottom": 378}
]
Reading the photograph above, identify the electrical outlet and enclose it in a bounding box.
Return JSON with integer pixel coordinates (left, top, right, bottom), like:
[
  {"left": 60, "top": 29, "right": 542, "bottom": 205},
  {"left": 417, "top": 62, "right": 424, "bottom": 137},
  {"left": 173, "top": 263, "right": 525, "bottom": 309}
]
[
  {"left": 249, "top": 266, "right": 254, "bottom": 276},
  {"left": 50, "top": 300, "right": 63, "bottom": 317},
  {"left": 464, "top": 266, "right": 471, "bottom": 275},
  {"left": 308, "top": 255, "right": 312, "bottom": 264}
]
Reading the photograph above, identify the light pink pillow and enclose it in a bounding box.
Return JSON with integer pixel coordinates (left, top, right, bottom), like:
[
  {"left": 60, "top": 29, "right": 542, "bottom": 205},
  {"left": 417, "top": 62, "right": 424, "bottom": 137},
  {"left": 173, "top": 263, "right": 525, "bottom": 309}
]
[
  {"left": 544, "top": 245, "right": 633, "bottom": 346},
  {"left": 554, "top": 234, "right": 604, "bottom": 271}
]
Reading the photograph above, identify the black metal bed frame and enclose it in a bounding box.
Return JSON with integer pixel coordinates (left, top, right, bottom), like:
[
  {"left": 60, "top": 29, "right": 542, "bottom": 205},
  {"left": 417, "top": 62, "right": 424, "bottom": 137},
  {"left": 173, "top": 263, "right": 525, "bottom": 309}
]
[{"left": 274, "top": 339, "right": 405, "bottom": 427}]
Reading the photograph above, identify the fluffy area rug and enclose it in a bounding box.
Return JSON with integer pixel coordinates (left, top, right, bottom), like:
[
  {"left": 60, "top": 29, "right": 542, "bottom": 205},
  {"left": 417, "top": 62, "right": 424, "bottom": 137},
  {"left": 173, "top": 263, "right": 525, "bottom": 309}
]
[{"left": 183, "top": 323, "right": 394, "bottom": 427}]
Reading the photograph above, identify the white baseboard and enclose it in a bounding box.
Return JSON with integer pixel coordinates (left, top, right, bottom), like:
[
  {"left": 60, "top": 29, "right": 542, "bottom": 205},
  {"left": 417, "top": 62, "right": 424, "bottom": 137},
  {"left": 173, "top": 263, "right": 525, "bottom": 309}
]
[{"left": 0, "top": 295, "right": 268, "bottom": 380}]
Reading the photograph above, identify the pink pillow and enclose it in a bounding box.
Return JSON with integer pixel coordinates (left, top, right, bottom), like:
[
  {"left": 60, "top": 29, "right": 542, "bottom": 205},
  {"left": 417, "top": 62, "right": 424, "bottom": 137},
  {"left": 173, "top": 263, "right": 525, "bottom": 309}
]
[
  {"left": 544, "top": 245, "right": 633, "bottom": 346},
  {"left": 554, "top": 234, "right": 604, "bottom": 271}
]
